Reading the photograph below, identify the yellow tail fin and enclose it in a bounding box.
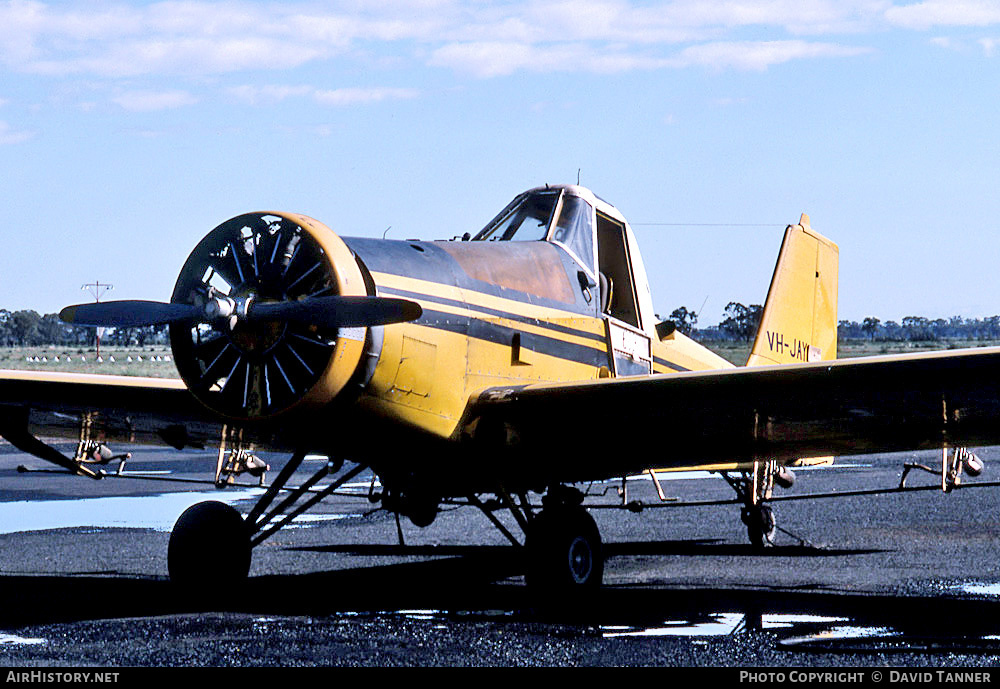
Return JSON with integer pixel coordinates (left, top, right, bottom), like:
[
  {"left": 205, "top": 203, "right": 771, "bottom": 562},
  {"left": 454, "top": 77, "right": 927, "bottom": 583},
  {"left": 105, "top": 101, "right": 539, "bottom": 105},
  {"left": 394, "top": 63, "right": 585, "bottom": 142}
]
[{"left": 747, "top": 214, "right": 838, "bottom": 367}]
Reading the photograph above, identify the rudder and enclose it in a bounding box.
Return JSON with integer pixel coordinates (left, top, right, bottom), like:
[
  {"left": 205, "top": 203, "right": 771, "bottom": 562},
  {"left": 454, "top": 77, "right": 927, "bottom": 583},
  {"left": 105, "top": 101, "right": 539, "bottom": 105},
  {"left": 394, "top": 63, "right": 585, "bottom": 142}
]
[{"left": 747, "top": 214, "right": 838, "bottom": 367}]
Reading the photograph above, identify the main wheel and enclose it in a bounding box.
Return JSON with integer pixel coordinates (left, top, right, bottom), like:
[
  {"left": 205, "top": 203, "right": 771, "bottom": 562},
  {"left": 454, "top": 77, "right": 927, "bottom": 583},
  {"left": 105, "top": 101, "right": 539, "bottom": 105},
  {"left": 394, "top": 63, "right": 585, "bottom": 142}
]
[
  {"left": 168, "top": 501, "right": 251, "bottom": 586},
  {"left": 525, "top": 507, "right": 604, "bottom": 590}
]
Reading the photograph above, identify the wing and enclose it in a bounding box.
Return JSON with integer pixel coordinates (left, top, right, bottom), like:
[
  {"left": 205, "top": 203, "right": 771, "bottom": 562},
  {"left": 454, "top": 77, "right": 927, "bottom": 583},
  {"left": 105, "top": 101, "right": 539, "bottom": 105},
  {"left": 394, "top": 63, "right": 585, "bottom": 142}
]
[
  {"left": 466, "top": 346, "right": 1000, "bottom": 484},
  {"left": 0, "top": 369, "right": 224, "bottom": 475}
]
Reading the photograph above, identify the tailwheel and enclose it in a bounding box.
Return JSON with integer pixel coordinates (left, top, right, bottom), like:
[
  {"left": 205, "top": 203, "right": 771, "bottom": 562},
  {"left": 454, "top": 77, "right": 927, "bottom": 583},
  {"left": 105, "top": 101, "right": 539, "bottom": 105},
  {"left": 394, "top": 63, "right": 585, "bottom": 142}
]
[
  {"left": 168, "top": 501, "right": 251, "bottom": 586},
  {"left": 741, "top": 503, "right": 776, "bottom": 550},
  {"left": 525, "top": 506, "right": 604, "bottom": 590}
]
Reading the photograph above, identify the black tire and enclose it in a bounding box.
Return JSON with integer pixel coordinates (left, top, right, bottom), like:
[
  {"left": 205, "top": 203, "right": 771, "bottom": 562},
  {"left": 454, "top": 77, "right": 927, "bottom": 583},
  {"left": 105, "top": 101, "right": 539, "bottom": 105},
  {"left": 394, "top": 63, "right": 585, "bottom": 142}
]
[
  {"left": 168, "top": 501, "right": 251, "bottom": 586},
  {"left": 525, "top": 507, "right": 604, "bottom": 590}
]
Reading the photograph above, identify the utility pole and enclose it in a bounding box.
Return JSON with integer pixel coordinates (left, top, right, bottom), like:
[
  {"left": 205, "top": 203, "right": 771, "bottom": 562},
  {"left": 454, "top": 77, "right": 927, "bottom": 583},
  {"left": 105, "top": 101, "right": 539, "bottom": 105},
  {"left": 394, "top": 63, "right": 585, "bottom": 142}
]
[{"left": 81, "top": 281, "right": 113, "bottom": 359}]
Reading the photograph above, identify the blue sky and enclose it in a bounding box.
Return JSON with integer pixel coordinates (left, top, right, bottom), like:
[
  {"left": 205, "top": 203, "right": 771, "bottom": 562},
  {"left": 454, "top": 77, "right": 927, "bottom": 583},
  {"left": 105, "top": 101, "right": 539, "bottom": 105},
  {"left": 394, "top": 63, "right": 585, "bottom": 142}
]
[{"left": 2, "top": 0, "right": 1000, "bottom": 326}]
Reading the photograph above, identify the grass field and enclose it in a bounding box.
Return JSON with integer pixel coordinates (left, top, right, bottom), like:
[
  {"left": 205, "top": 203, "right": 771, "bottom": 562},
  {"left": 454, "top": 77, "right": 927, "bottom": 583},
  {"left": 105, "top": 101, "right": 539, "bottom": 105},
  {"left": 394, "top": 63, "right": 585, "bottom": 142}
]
[
  {"left": 704, "top": 339, "right": 1000, "bottom": 366},
  {"left": 0, "top": 345, "right": 176, "bottom": 378},
  {"left": 3, "top": 339, "right": 999, "bottom": 377}
]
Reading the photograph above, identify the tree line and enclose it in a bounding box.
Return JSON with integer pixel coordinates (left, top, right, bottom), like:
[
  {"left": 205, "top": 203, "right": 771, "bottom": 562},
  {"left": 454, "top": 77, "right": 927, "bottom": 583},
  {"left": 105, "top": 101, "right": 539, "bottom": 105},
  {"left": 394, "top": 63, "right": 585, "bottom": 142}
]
[
  {"left": 668, "top": 303, "right": 1000, "bottom": 343},
  {"left": 0, "top": 309, "right": 168, "bottom": 347}
]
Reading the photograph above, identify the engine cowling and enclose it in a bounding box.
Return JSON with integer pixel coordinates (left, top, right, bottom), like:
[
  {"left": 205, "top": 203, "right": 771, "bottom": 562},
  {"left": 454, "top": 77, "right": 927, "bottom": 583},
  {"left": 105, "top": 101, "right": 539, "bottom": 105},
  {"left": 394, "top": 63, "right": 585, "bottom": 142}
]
[{"left": 169, "top": 212, "right": 367, "bottom": 421}]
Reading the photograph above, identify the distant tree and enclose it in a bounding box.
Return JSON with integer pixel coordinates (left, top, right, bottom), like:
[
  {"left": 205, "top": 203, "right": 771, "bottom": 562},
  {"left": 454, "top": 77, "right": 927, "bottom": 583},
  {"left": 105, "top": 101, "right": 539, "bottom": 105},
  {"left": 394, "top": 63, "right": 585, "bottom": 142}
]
[
  {"left": 9, "top": 310, "right": 41, "bottom": 346},
  {"left": 719, "top": 302, "right": 763, "bottom": 342},
  {"left": 669, "top": 306, "right": 698, "bottom": 335},
  {"left": 861, "top": 317, "right": 881, "bottom": 341},
  {"left": 0, "top": 309, "right": 11, "bottom": 346},
  {"left": 902, "top": 315, "right": 936, "bottom": 341},
  {"left": 838, "top": 319, "right": 863, "bottom": 339},
  {"left": 36, "top": 313, "right": 70, "bottom": 345}
]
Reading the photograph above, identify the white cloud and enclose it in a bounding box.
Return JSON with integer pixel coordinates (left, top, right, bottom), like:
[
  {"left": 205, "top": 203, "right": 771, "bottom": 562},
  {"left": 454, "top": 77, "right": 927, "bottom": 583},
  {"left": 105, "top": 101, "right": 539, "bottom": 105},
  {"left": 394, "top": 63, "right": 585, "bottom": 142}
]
[
  {"left": 0, "top": 0, "right": 891, "bottom": 80},
  {"left": 0, "top": 120, "right": 33, "bottom": 145},
  {"left": 673, "top": 39, "right": 873, "bottom": 70},
  {"left": 30, "top": 37, "right": 325, "bottom": 78},
  {"left": 229, "top": 84, "right": 419, "bottom": 106},
  {"left": 228, "top": 84, "right": 314, "bottom": 105},
  {"left": 431, "top": 38, "right": 870, "bottom": 76},
  {"left": 885, "top": 0, "right": 1000, "bottom": 29},
  {"left": 313, "top": 87, "right": 420, "bottom": 106},
  {"left": 429, "top": 41, "right": 674, "bottom": 77},
  {"left": 0, "top": 0, "right": 988, "bottom": 83},
  {"left": 112, "top": 89, "right": 197, "bottom": 111},
  {"left": 980, "top": 37, "right": 1000, "bottom": 55}
]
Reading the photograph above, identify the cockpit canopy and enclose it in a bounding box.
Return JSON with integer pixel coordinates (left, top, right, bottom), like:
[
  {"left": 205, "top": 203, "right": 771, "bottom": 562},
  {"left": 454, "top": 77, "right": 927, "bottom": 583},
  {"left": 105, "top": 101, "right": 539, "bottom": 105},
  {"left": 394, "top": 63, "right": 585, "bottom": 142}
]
[{"left": 473, "top": 188, "right": 595, "bottom": 278}]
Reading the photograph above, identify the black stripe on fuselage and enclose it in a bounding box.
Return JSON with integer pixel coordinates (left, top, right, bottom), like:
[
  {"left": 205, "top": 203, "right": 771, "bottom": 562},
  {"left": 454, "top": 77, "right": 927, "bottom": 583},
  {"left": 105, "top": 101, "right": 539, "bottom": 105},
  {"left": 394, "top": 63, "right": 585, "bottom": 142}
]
[
  {"left": 414, "top": 307, "right": 610, "bottom": 369},
  {"left": 407, "top": 301, "right": 688, "bottom": 373},
  {"left": 379, "top": 285, "right": 608, "bottom": 346}
]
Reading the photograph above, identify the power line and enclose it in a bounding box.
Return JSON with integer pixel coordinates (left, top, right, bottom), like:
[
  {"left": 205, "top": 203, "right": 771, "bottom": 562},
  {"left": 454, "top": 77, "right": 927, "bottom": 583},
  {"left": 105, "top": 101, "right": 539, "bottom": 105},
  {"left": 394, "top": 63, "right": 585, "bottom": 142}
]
[{"left": 632, "top": 222, "right": 784, "bottom": 227}]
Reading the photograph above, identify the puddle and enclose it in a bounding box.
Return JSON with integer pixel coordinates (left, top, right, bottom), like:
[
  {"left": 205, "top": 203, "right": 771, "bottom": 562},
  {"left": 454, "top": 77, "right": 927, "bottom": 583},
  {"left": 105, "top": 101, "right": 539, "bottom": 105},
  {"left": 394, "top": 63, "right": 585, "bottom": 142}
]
[
  {"left": 0, "top": 634, "right": 45, "bottom": 646},
  {"left": 954, "top": 582, "right": 1000, "bottom": 597},
  {"left": 396, "top": 609, "right": 444, "bottom": 621},
  {"left": 602, "top": 612, "right": 746, "bottom": 637},
  {"left": 600, "top": 613, "right": 863, "bottom": 638},
  {"left": 0, "top": 490, "right": 267, "bottom": 534},
  {"left": 375, "top": 609, "right": 923, "bottom": 648},
  {"left": 599, "top": 612, "right": 996, "bottom": 651},
  {"left": 0, "top": 489, "right": 370, "bottom": 534}
]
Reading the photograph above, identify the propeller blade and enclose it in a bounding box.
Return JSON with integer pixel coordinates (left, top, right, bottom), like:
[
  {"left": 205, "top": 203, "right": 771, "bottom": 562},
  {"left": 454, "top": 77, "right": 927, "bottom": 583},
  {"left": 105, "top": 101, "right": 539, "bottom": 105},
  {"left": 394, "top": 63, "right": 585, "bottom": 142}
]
[
  {"left": 59, "top": 300, "right": 201, "bottom": 328},
  {"left": 249, "top": 296, "right": 422, "bottom": 329}
]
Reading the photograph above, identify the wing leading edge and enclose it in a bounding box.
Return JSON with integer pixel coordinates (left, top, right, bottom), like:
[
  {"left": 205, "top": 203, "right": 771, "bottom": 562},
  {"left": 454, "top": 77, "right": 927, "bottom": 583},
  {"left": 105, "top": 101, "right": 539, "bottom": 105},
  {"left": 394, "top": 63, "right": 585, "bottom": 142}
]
[
  {"left": 467, "top": 346, "right": 1000, "bottom": 484},
  {"left": 0, "top": 369, "right": 222, "bottom": 455}
]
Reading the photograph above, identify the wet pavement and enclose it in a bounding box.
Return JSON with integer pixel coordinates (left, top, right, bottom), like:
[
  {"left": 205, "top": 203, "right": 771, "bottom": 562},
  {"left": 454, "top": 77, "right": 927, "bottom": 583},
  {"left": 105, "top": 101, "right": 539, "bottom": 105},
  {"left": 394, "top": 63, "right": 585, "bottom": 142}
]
[{"left": 1, "top": 443, "right": 1000, "bottom": 667}]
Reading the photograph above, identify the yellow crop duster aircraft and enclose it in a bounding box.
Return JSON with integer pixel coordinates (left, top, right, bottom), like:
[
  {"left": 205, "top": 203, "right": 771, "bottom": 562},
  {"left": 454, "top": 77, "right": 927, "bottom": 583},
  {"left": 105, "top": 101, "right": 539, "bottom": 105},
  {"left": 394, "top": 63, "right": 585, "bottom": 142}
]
[{"left": 3, "top": 184, "right": 998, "bottom": 590}]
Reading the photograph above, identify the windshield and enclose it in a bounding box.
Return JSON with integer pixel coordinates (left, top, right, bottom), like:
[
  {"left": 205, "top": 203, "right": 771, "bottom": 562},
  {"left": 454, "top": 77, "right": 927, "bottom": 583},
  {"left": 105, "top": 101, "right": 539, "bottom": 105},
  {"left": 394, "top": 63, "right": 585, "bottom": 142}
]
[{"left": 474, "top": 191, "right": 559, "bottom": 241}]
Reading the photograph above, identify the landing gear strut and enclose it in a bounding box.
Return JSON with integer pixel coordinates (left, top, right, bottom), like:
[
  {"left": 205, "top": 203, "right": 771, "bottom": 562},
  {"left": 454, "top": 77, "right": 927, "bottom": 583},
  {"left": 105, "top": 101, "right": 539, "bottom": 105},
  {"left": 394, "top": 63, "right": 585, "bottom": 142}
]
[
  {"left": 724, "top": 459, "right": 782, "bottom": 549},
  {"left": 741, "top": 503, "right": 776, "bottom": 549}
]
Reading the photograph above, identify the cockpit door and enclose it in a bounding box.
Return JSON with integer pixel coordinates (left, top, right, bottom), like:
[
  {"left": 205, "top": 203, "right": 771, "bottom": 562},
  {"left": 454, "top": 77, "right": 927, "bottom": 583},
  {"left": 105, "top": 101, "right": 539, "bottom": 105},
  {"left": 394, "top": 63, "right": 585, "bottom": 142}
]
[{"left": 596, "top": 213, "right": 642, "bottom": 329}]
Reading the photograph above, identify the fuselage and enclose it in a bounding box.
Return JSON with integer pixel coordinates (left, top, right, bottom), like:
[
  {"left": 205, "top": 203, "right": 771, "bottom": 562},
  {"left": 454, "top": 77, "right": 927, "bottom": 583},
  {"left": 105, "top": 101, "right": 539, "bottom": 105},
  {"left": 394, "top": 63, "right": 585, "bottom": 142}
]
[{"left": 326, "top": 186, "right": 735, "bottom": 492}]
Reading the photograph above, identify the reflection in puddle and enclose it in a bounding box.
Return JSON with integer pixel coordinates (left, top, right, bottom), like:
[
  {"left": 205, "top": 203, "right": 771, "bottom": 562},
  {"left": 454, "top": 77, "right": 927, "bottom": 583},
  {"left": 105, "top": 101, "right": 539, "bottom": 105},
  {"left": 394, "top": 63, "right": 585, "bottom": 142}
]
[
  {"left": 781, "top": 624, "right": 900, "bottom": 647},
  {"left": 0, "top": 490, "right": 263, "bottom": 534},
  {"left": 603, "top": 613, "right": 745, "bottom": 637},
  {"left": 600, "top": 613, "right": 948, "bottom": 648},
  {"left": 600, "top": 613, "right": 866, "bottom": 639},
  {"left": 0, "top": 634, "right": 45, "bottom": 646},
  {"left": 0, "top": 491, "right": 360, "bottom": 534},
  {"left": 955, "top": 582, "right": 1000, "bottom": 597}
]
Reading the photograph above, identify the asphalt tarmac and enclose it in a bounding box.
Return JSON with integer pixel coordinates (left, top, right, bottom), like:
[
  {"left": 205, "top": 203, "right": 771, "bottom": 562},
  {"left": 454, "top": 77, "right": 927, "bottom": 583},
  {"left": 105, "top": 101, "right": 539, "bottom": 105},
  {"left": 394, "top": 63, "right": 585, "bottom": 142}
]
[{"left": 2, "top": 442, "right": 1000, "bottom": 668}]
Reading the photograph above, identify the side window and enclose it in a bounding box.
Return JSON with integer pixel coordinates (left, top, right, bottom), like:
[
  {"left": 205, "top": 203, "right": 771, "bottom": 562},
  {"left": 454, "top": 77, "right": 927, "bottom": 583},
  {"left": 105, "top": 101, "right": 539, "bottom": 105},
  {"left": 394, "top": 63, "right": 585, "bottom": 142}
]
[{"left": 551, "top": 195, "right": 595, "bottom": 277}]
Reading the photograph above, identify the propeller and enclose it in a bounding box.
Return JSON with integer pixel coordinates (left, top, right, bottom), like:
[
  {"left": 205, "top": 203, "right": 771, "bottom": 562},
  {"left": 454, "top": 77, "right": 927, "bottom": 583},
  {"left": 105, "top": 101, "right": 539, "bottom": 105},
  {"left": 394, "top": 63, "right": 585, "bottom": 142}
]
[
  {"left": 59, "top": 295, "right": 422, "bottom": 330},
  {"left": 60, "top": 300, "right": 199, "bottom": 328}
]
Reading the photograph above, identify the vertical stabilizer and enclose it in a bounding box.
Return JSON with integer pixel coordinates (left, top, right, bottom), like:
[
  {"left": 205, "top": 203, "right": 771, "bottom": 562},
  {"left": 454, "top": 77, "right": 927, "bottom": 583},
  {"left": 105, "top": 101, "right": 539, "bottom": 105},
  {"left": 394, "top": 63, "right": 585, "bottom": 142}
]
[{"left": 747, "top": 214, "right": 839, "bottom": 367}]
